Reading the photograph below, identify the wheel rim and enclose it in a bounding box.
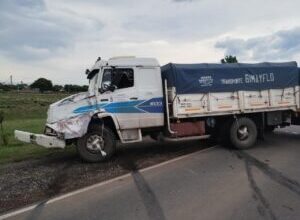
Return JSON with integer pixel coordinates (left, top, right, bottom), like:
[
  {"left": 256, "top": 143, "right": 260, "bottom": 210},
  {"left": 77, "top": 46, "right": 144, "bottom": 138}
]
[
  {"left": 237, "top": 125, "right": 249, "bottom": 141},
  {"left": 86, "top": 134, "right": 107, "bottom": 156}
]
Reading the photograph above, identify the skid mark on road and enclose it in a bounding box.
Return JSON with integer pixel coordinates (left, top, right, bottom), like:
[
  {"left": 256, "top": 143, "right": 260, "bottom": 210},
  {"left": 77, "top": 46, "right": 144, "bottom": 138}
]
[
  {"left": 236, "top": 151, "right": 300, "bottom": 197},
  {"left": 24, "top": 201, "right": 47, "bottom": 220},
  {"left": 132, "top": 171, "right": 166, "bottom": 220},
  {"left": 245, "top": 160, "right": 277, "bottom": 220},
  {"left": 120, "top": 159, "right": 166, "bottom": 220},
  {"left": 235, "top": 150, "right": 300, "bottom": 219}
]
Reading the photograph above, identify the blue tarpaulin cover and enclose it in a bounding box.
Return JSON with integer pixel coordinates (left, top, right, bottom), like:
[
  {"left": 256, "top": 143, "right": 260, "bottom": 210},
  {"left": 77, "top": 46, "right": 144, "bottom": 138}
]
[
  {"left": 299, "top": 68, "right": 300, "bottom": 85},
  {"left": 161, "top": 62, "right": 299, "bottom": 94}
]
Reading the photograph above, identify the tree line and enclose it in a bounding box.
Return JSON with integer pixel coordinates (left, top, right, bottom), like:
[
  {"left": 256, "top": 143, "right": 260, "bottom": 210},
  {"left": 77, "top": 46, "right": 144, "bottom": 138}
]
[
  {"left": 0, "top": 78, "right": 88, "bottom": 93},
  {"left": 29, "top": 78, "right": 89, "bottom": 93}
]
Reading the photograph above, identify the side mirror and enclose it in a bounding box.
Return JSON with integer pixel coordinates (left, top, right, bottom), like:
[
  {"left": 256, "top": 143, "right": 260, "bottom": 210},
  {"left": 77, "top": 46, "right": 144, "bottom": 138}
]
[
  {"left": 99, "top": 81, "right": 116, "bottom": 93},
  {"left": 101, "top": 81, "right": 111, "bottom": 89}
]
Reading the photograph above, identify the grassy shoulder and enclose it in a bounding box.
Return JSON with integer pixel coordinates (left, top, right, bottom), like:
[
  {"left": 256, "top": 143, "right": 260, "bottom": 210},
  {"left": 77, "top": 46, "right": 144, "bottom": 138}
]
[
  {"left": 0, "top": 145, "right": 76, "bottom": 164},
  {"left": 0, "top": 92, "right": 71, "bottom": 164}
]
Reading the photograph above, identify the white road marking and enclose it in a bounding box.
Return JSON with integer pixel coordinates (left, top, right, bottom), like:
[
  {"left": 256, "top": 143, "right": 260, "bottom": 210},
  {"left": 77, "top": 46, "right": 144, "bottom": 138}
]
[{"left": 0, "top": 145, "right": 217, "bottom": 220}]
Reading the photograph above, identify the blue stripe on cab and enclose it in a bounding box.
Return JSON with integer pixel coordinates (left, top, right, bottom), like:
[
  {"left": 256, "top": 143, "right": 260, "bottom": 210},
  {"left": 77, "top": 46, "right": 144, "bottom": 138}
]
[
  {"left": 73, "top": 103, "right": 107, "bottom": 114},
  {"left": 103, "top": 100, "right": 144, "bottom": 113},
  {"left": 137, "top": 97, "right": 164, "bottom": 113},
  {"left": 73, "top": 97, "right": 164, "bottom": 114}
]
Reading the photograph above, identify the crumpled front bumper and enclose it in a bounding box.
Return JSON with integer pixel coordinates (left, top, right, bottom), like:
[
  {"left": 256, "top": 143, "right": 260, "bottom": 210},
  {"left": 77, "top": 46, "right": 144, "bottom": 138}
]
[{"left": 15, "top": 130, "right": 66, "bottom": 149}]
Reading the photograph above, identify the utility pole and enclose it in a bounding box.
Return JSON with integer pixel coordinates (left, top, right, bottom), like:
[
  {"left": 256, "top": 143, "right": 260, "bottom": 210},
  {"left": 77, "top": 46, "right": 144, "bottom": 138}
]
[{"left": 10, "top": 75, "right": 12, "bottom": 85}]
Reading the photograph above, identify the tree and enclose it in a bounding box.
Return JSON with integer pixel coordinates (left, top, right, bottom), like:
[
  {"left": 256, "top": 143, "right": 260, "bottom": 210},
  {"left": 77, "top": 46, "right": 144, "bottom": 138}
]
[
  {"left": 30, "top": 78, "right": 53, "bottom": 93},
  {"left": 16, "top": 83, "right": 28, "bottom": 90},
  {"left": 53, "top": 85, "right": 64, "bottom": 92},
  {"left": 64, "top": 84, "right": 88, "bottom": 93},
  {"left": 82, "top": 85, "right": 88, "bottom": 91},
  {"left": 0, "top": 83, "right": 18, "bottom": 91},
  {"left": 221, "top": 55, "right": 238, "bottom": 64}
]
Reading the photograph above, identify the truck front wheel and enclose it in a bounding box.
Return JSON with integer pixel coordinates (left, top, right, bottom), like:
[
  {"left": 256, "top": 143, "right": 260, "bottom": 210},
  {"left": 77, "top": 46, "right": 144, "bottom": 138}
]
[
  {"left": 229, "top": 117, "right": 257, "bottom": 149},
  {"left": 77, "top": 125, "right": 116, "bottom": 162}
]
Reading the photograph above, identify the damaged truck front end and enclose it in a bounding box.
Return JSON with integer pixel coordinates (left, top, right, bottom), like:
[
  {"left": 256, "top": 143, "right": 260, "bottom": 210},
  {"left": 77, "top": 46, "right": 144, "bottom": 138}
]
[
  {"left": 15, "top": 110, "right": 95, "bottom": 151},
  {"left": 15, "top": 64, "right": 103, "bottom": 151}
]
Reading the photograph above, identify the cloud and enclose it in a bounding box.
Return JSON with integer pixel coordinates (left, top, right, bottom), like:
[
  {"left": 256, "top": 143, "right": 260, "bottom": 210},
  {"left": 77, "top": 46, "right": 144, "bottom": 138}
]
[
  {"left": 215, "top": 27, "right": 300, "bottom": 61},
  {"left": 0, "top": 0, "right": 45, "bottom": 11},
  {"left": 1, "top": 0, "right": 300, "bottom": 85},
  {"left": 173, "top": 0, "right": 196, "bottom": 2},
  {"left": 0, "top": 0, "right": 103, "bottom": 60}
]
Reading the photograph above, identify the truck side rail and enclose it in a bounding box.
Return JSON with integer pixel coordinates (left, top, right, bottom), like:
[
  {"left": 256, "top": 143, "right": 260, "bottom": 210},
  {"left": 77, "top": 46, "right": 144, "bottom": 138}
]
[
  {"left": 169, "top": 86, "right": 299, "bottom": 119},
  {"left": 164, "top": 79, "right": 176, "bottom": 134}
]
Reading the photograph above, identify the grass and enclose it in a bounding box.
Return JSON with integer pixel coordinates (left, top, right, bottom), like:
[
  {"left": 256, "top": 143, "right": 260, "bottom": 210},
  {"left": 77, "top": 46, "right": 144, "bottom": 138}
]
[{"left": 0, "top": 91, "right": 74, "bottom": 164}]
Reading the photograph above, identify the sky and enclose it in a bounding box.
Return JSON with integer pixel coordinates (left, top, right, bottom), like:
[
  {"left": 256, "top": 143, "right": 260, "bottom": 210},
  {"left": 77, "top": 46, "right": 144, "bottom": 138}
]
[{"left": 1, "top": 0, "right": 300, "bottom": 85}]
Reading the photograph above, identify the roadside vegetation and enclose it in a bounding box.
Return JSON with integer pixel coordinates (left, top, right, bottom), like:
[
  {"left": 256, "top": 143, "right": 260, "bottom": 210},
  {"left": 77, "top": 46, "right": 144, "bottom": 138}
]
[{"left": 0, "top": 92, "right": 73, "bottom": 164}]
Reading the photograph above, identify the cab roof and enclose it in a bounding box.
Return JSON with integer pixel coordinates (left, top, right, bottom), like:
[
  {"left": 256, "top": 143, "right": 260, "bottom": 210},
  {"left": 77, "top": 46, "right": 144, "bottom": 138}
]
[{"left": 93, "top": 57, "right": 160, "bottom": 69}]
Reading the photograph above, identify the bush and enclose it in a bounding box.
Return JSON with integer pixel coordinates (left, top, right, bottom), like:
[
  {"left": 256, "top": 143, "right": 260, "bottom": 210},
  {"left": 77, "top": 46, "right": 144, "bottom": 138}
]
[
  {"left": 0, "top": 111, "right": 8, "bottom": 146},
  {"left": 64, "top": 84, "right": 88, "bottom": 93},
  {"left": 53, "top": 85, "right": 64, "bottom": 92}
]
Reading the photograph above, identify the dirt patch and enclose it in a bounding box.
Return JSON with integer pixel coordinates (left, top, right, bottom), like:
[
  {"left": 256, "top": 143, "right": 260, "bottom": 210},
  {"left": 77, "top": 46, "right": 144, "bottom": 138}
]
[{"left": 0, "top": 137, "right": 214, "bottom": 214}]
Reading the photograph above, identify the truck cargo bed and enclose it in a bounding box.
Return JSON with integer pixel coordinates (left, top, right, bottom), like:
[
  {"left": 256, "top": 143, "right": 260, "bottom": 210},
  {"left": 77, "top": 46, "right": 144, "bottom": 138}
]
[
  {"left": 162, "top": 62, "right": 300, "bottom": 118},
  {"left": 169, "top": 86, "right": 299, "bottom": 118}
]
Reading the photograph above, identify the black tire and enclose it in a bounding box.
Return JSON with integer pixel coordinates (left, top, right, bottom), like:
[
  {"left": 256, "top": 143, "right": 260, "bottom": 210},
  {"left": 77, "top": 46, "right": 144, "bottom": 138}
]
[
  {"left": 229, "top": 117, "right": 257, "bottom": 149},
  {"left": 77, "top": 125, "right": 116, "bottom": 162}
]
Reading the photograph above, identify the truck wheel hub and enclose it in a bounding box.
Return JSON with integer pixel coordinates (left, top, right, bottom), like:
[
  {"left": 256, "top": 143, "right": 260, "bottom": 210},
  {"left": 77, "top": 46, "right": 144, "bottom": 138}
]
[
  {"left": 86, "top": 134, "right": 107, "bottom": 156},
  {"left": 237, "top": 126, "right": 249, "bottom": 140}
]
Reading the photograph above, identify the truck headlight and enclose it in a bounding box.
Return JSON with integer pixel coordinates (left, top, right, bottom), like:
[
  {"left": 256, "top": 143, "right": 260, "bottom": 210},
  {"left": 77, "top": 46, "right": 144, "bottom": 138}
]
[{"left": 44, "top": 127, "right": 57, "bottom": 136}]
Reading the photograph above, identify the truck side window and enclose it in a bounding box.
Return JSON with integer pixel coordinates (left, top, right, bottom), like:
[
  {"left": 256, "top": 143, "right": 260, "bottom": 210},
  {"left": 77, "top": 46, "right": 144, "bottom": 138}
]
[{"left": 101, "top": 68, "right": 134, "bottom": 91}]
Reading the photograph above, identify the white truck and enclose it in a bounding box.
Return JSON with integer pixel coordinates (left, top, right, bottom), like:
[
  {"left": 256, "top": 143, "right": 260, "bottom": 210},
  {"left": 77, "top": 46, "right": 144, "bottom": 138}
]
[{"left": 15, "top": 57, "right": 300, "bottom": 162}]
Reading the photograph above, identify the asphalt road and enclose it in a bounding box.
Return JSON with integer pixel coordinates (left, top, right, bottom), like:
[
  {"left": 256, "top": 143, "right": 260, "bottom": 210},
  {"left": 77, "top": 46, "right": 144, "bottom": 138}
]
[{"left": 2, "top": 126, "right": 300, "bottom": 220}]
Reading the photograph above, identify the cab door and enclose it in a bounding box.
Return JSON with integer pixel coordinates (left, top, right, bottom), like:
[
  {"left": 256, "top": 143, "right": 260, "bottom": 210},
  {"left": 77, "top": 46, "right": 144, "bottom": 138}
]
[
  {"left": 98, "top": 67, "right": 140, "bottom": 129},
  {"left": 136, "top": 66, "right": 164, "bottom": 128}
]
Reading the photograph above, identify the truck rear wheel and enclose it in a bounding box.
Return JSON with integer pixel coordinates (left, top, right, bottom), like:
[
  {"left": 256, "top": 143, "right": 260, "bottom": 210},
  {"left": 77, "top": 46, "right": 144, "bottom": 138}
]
[
  {"left": 229, "top": 117, "right": 257, "bottom": 149},
  {"left": 77, "top": 125, "right": 116, "bottom": 162}
]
